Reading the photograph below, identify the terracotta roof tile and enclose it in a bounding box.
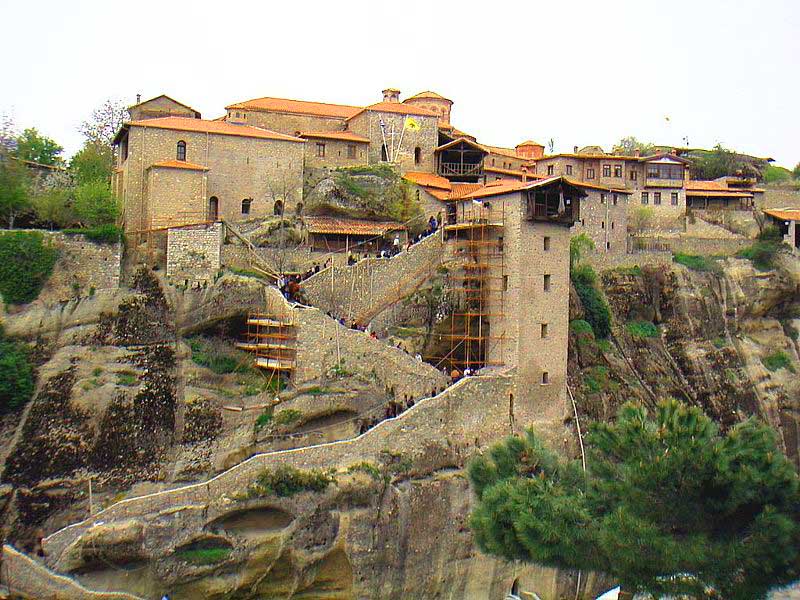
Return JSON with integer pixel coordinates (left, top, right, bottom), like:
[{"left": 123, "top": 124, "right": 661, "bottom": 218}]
[
  {"left": 150, "top": 159, "right": 209, "bottom": 171},
  {"left": 226, "top": 97, "right": 361, "bottom": 118},
  {"left": 425, "top": 188, "right": 452, "bottom": 201},
  {"left": 304, "top": 216, "right": 405, "bottom": 236},
  {"left": 299, "top": 131, "right": 370, "bottom": 143},
  {"left": 405, "top": 91, "right": 453, "bottom": 103},
  {"left": 517, "top": 140, "right": 544, "bottom": 147},
  {"left": 449, "top": 183, "right": 484, "bottom": 199},
  {"left": 483, "top": 145, "right": 520, "bottom": 159},
  {"left": 128, "top": 94, "right": 201, "bottom": 116},
  {"left": 125, "top": 117, "right": 304, "bottom": 143},
  {"left": 403, "top": 172, "right": 452, "bottom": 190},
  {"left": 462, "top": 180, "right": 530, "bottom": 200},
  {"left": 348, "top": 102, "right": 438, "bottom": 120},
  {"left": 764, "top": 208, "right": 800, "bottom": 221}
]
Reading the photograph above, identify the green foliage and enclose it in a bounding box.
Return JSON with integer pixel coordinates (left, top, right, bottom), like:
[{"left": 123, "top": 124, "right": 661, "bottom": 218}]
[
  {"left": 187, "top": 336, "right": 251, "bottom": 375},
  {"left": 0, "top": 325, "right": 34, "bottom": 412},
  {"left": 569, "top": 320, "right": 593, "bottom": 335},
  {"left": 336, "top": 163, "right": 396, "bottom": 179},
  {"left": 736, "top": 240, "right": 782, "bottom": 271},
  {"left": 14, "top": 128, "right": 63, "bottom": 166},
  {"left": 629, "top": 205, "right": 655, "bottom": 232},
  {"left": 347, "top": 461, "right": 383, "bottom": 481},
  {"left": 334, "top": 172, "right": 369, "bottom": 199},
  {"left": 626, "top": 320, "right": 659, "bottom": 339},
  {"left": 468, "top": 399, "right": 800, "bottom": 599},
  {"left": 175, "top": 547, "right": 231, "bottom": 565},
  {"left": 63, "top": 224, "right": 122, "bottom": 244},
  {"left": 0, "top": 154, "right": 31, "bottom": 228},
  {"left": 70, "top": 141, "right": 112, "bottom": 185},
  {"left": 571, "top": 265, "right": 611, "bottom": 339},
  {"left": 73, "top": 180, "right": 118, "bottom": 226},
  {"left": 794, "top": 162, "right": 800, "bottom": 180},
  {"left": 583, "top": 366, "right": 611, "bottom": 393},
  {"left": 274, "top": 408, "right": 303, "bottom": 425},
  {"left": 758, "top": 225, "right": 784, "bottom": 242},
  {"left": 690, "top": 144, "right": 759, "bottom": 180},
  {"left": 0, "top": 231, "right": 59, "bottom": 304},
  {"left": 673, "top": 252, "right": 719, "bottom": 273},
  {"left": 254, "top": 410, "right": 273, "bottom": 432},
  {"left": 763, "top": 165, "right": 792, "bottom": 184},
  {"left": 247, "top": 465, "right": 334, "bottom": 498},
  {"left": 712, "top": 337, "right": 728, "bottom": 349},
  {"left": 116, "top": 371, "right": 137, "bottom": 386},
  {"left": 569, "top": 233, "right": 595, "bottom": 269},
  {"left": 612, "top": 136, "right": 656, "bottom": 157},
  {"left": 596, "top": 339, "right": 612, "bottom": 353},
  {"left": 614, "top": 265, "right": 643, "bottom": 276},
  {"left": 762, "top": 350, "right": 795, "bottom": 373},
  {"left": 31, "top": 187, "right": 73, "bottom": 229}
]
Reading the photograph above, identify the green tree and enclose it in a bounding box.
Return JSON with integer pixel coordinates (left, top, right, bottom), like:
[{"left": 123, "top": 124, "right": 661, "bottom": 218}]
[
  {"left": 0, "top": 325, "right": 34, "bottom": 411},
  {"left": 793, "top": 162, "right": 800, "bottom": 180},
  {"left": 31, "top": 187, "right": 74, "bottom": 229},
  {"left": 73, "top": 180, "right": 118, "bottom": 226},
  {"left": 70, "top": 141, "right": 113, "bottom": 185},
  {"left": 468, "top": 400, "right": 800, "bottom": 599},
  {"left": 0, "top": 154, "right": 31, "bottom": 228},
  {"left": 569, "top": 233, "right": 595, "bottom": 269},
  {"left": 14, "top": 128, "right": 64, "bottom": 166},
  {"left": 612, "top": 136, "right": 656, "bottom": 157}
]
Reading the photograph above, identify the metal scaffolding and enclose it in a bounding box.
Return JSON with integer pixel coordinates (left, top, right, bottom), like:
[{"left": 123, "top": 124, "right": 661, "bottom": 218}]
[{"left": 237, "top": 313, "right": 297, "bottom": 379}]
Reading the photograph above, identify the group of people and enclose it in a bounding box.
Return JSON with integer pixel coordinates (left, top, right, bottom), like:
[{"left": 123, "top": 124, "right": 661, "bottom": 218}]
[{"left": 278, "top": 274, "right": 306, "bottom": 304}]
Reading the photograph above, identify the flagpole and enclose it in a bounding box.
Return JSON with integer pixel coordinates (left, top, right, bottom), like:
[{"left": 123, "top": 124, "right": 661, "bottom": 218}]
[
  {"left": 395, "top": 117, "right": 408, "bottom": 165},
  {"left": 379, "top": 118, "right": 389, "bottom": 163}
]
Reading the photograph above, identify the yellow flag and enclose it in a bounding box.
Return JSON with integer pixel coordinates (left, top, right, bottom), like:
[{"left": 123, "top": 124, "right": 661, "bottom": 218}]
[{"left": 404, "top": 117, "right": 420, "bottom": 132}]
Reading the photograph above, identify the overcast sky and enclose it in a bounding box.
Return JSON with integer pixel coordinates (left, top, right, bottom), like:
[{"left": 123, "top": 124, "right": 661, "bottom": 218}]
[{"left": 2, "top": 0, "right": 798, "bottom": 167}]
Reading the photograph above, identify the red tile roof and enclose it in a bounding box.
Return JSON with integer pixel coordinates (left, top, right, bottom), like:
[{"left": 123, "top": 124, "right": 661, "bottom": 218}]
[
  {"left": 299, "top": 130, "right": 370, "bottom": 143},
  {"left": 125, "top": 117, "right": 304, "bottom": 142},
  {"left": 304, "top": 216, "right": 405, "bottom": 236},
  {"left": 517, "top": 140, "right": 544, "bottom": 147},
  {"left": 462, "top": 180, "right": 530, "bottom": 200},
  {"left": 403, "top": 172, "right": 452, "bottom": 190},
  {"left": 483, "top": 145, "right": 520, "bottom": 159},
  {"left": 764, "top": 208, "right": 800, "bottom": 221},
  {"left": 225, "top": 97, "right": 362, "bottom": 119},
  {"left": 348, "top": 102, "right": 438, "bottom": 120},
  {"left": 150, "top": 159, "right": 209, "bottom": 171},
  {"left": 405, "top": 91, "right": 453, "bottom": 103},
  {"left": 129, "top": 94, "right": 201, "bottom": 117},
  {"left": 449, "top": 183, "right": 484, "bottom": 199}
]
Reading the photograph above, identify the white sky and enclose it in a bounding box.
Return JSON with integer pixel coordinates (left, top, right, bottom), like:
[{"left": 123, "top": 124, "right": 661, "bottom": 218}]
[{"left": 2, "top": 0, "right": 798, "bottom": 167}]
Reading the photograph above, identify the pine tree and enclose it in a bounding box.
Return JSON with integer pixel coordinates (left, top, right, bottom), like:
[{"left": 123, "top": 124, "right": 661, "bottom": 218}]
[{"left": 468, "top": 399, "right": 800, "bottom": 599}]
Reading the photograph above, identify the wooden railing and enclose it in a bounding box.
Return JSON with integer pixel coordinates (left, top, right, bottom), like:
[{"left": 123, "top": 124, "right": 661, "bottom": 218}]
[{"left": 439, "top": 162, "right": 482, "bottom": 177}]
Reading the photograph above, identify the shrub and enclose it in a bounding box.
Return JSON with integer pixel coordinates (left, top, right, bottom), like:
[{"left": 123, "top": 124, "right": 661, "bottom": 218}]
[
  {"left": 247, "top": 465, "right": 334, "bottom": 498},
  {"left": 274, "top": 408, "right": 303, "bottom": 425},
  {"left": 758, "top": 225, "right": 784, "bottom": 242},
  {"left": 584, "top": 366, "right": 610, "bottom": 393},
  {"left": 254, "top": 410, "right": 273, "bottom": 432},
  {"left": 571, "top": 265, "right": 611, "bottom": 339},
  {"left": 673, "top": 252, "right": 719, "bottom": 273},
  {"left": 0, "top": 231, "right": 59, "bottom": 304},
  {"left": 116, "top": 371, "right": 137, "bottom": 386},
  {"left": 712, "top": 337, "right": 727, "bottom": 349},
  {"left": 569, "top": 320, "right": 594, "bottom": 335},
  {"left": 347, "top": 461, "right": 383, "bottom": 481},
  {"left": 63, "top": 224, "right": 122, "bottom": 244},
  {"left": 0, "top": 326, "right": 34, "bottom": 411},
  {"left": 626, "top": 320, "right": 659, "bottom": 339},
  {"left": 188, "top": 336, "right": 251, "bottom": 375},
  {"left": 175, "top": 547, "right": 231, "bottom": 565},
  {"left": 736, "top": 240, "right": 781, "bottom": 271},
  {"left": 762, "top": 351, "right": 795, "bottom": 373},
  {"left": 73, "top": 180, "right": 119, "bottom": 226}
]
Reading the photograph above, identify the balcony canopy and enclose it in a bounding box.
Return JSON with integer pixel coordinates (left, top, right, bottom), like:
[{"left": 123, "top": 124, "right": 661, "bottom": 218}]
[{"left": 435, "top": 137, "right": 487, "bottom": 183}]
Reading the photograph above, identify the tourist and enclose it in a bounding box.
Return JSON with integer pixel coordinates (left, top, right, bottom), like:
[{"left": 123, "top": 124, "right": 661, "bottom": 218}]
[
  {"left": 428, "top": 215, "right": 438, "bottom": 233},
  {"left": 392, "top": 234, "right": 400, "bottom": 255},
  {"left": 450, "top": 368, "right": 461, "bottom": 383}
]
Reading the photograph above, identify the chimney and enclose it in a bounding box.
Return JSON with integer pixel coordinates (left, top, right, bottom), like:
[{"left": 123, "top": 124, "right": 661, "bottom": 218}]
[
  {"left": 634, "top": 149, "right": 641, "bottom": 157},
  {"left": 382, "top": 88, "right": 400, "bottom": 103},
  {"left": 136, "top": 93, "right": 141, "bottom": 104},
  {"left": 573, "top": 145, "right": 578, "bottom": 153}
]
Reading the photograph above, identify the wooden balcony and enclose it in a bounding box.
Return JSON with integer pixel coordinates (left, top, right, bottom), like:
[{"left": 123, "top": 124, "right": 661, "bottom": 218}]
[{"left": 439, "top": 162, "right": 482, "bottom": 177}]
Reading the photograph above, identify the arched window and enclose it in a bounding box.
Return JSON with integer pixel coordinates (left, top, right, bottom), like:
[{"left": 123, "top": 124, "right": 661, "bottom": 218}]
[
  {"left": 241, "top": 198, "right": 252, "bottom": 215},
  {"left": 273, "top": 199, "right": 284, "bottom": 216},
  {"left": 381, "top": 143, "right": 388, "bottom": 162},
  {"left": 414, "top": 147, "right": 422, "bottom": 165},
  {"left": 208, "top": 196, "right": 219, "bottom": 221},
  {"left": 176, "top": 140, "right": 187, "bottom": 161}
]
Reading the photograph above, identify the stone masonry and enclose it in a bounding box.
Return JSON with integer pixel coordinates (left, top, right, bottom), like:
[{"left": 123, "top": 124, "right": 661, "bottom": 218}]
[{"left": 166, "top": 222, "right": 223, "bottom": 284}]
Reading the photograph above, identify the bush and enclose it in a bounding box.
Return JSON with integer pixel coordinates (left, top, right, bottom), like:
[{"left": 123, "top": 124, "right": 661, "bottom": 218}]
[
  {"left": 757, "top": 225, "right": 783, "bottom": 242},
  {"left": 63, "top": 224, "right": 122, "bottom": 244},
  {"left": 73, "top": 180, "right": 118, "bottom": 226},
  {"left": 762, "top": 351, "right": 795, "bottom": 373},
  {"left": 247, "top": 465, "right": 334, "bottom": 498},
  {"left": 175, "top": 547, "right": 231, "bottom": 565},
  {"left": 274, "top": 408, "right": 303, "bottom": 425},
  {"left": 571, "top": 265, "right": 611, "bottom": 339},
  {"left": 0, "top": 326, "right": 34, "bottom": 411},
  {"left": 673, "top": 252, "right": 719, "bottom": 273},
  {"left": 254, "top": 410, "right": 273, "bottom": 432},
  {"left": 584, "top": 366, "right": 610, "bottom": 393},
  {"left": 0, "top": 231, "right": 59, "bottom": 304},
  {"left": 626, "top": 320, "right": 659, "bottom": 339},
  {"left": 188, "top": 336, "right": 251, "bottom": 375},
  {"left": 569, "top": 320, "right": 594, "bottom": 335},
  {"left": 736, "top": 240, "right": 781, "bottom": 271},
  {"left": 347, "top": 461, "right": 383, "bottom": 481}
]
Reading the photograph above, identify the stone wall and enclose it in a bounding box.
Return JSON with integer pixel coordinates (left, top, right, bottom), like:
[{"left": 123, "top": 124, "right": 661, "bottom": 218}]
[
  {"left": 166, "top": 223, "right": 223, "bottom": 284},
  {"left": 761, "top": 187, "right": 800, "bottom": 210},
  {"left": 43, "top": 373, "right": 518, "bottom": 570},
  {"left": 629, "top": 234, "right": 751, "bottom": 256},
  {"left": 346, "top": 110, "right": 438, "bottom": 173},
  {"left": 302, "top": 231, "right": 444, "bottom": 323},
  {"left": 302, "top": 137, "right": 368, "bottom": 169},
  {"left": 571, "top": 189, "right": 629, "bottom": 255},
  {"left": 30, "top": 231, "right": 122, "bottom": 305}
]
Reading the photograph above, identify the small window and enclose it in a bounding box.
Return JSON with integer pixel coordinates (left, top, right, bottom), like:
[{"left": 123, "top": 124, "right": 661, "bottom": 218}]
[
  {"left": 630, "top": 170, "right": 638, "bottom": 181},
  {"left": 543, "top": 236, "right": 551, "bottom": 251},
  {"left": 600, "top": 193, "right": 606, "bottom": 204},
  {"left": 611, "top": 221, "right": 615, "bottom": 230},
  {"left": 541, "top": 323, "right": 548, "bottom": 338},
  {"left": 614, "top": 165, "right": 622, "bottom": 177},
  {"left": 613, "top": 194, "right": 618, "bottom": 206},
  {"left": 541, "top": 371, "right": 549, "bottom": 385},
  {"left": 654, "top": 192, "right": 662, "bottom": 205},
  {"left": 241, "top": 199, "right": 252, "bottom": 215},
  {"left": 641, "top": 192, "right": 649, "bottom": 205},
  {"left": 586, "top": 168, "right": 595, "bottom": 179},
  {"left": 492, "top": 158, "right": 496, "bottom": 166},
  {"left": 543, "top": 273, "right": 551, "bottom": 292},
  {"left": 602, "top": 164, "right": 611, "bottom": 177},
  {"left": 503, "top": 275, "right": 508, "bottom": 291},
  {"left": 601, "top": 221, "right": 605, "bottom": 229},
  {"left": 547, "top": 165, "right": 554, "bottom": 175},
  {"left": 671, "top": 192, "right": 679, "bottom": 206},
  {"left": 176, "top": 140, "right": 186, "bottom": 161},
  {"left": 381, "top": 143, "right": 388, "bottom": 162},
  {"left": 566, "top": 165, "right": 573, "bottom": 175},
  {"left": 606, "top": 241, "right": 611, "bottom": 250},
  {"left": 347, "top": 144, "right": 357, "bottom": 159},
  {"left": 414, "top": 147, "right": 422, "bottom": 165},
  {"left": 316, "top": 142, "right": 325, "bottom": 158}
]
